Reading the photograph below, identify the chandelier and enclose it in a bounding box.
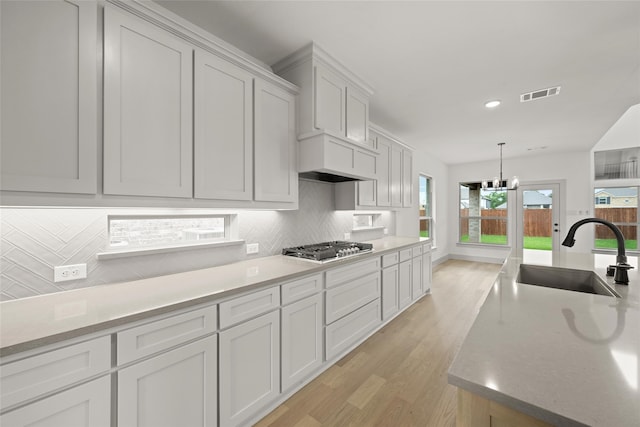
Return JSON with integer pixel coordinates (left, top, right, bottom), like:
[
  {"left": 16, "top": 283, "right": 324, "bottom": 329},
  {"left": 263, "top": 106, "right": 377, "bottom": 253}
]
[{"left": 482, "top": 143, "right": 519, "bottom": 191}]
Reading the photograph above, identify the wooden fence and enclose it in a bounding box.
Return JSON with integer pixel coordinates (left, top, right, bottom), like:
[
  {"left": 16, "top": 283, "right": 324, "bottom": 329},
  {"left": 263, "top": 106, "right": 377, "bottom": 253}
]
[{"left": 459, "top": 207, "right": 637, "bottom": 238}]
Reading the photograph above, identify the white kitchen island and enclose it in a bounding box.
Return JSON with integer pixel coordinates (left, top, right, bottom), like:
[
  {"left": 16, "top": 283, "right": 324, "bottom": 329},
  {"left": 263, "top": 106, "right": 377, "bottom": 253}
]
[{"left": 448, "top": 252, "right": 640, "bottom": 427}]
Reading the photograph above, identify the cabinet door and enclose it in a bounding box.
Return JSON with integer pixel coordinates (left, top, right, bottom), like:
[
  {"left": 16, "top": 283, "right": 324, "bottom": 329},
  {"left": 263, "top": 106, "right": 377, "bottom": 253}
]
[
  {"left": 118, "top": 336, "right": 217, "bottom": 427},
  {"left": 345, "top": 86, "right": 369, "bottom": 144},
  {"left": 1, "top": 0, "right": 97, "bottom": 194},
  {"left": 254, "top": 79, "right": 298, "bottom": 203},
  {"left": 390, "top": 144, "right": 403, "bottom": 207},
  {"left": 402, "top": 149, "right": 413, "bottom": 207},
  {"left": 376, "top": 137, "right": 392, "bottom": 207},
  {"left": 423, "top": 250, "right": 432, "bottom": 293},
  {"left": 357, "top": 180, "right": 377, "bottom": 206},
  {"left": 194, "top": 50, "right": 253, "bottom": 201},
  {"left": 1, "top": 376, "right": 110, "bottom": 427},
  {"left": 398, "top": 260, "right": 412, "bottom": 309},
  {"left": 381, "top": 265, "right": 399, "bottom": 320},
  {"left": 412, "top": 255, "right": 423, "bottom": 300},
  {"left": 281, "top": 294, "right": 323, "bottom": 391},
  {"left": 219, "top": 311, "right": 280, "bottom": 427},
  {"left": 104, "top": 6, "right": 193, "bottom": 198},
  {"left": 314, "top": 64, "right": 345, "bottom": 136}
]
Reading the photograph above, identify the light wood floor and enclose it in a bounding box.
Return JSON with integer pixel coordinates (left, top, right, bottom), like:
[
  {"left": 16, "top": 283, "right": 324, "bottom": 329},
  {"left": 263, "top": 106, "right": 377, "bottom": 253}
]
[{"left": 254, "top": 259, "right": 502, "bottom": 427}]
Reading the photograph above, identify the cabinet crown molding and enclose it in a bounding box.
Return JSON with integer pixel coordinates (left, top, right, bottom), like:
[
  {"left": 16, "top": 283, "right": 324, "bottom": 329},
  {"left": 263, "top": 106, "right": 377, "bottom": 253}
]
[
  {"left": 272, "top": 42, "right": 374, "bottom": 96},
  {"left": 369, "top": 122, "right": 415, "bottom": 151}
]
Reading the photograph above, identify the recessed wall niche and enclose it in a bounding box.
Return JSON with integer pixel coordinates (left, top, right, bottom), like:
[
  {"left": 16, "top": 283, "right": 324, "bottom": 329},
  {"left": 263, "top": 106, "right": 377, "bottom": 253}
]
[{"left": 594, "top": 147, "right": 639, "bottom": 180}]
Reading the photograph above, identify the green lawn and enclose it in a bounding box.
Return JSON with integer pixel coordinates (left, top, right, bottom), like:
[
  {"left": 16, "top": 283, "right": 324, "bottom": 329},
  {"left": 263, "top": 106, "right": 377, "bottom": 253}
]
[
  {"left": 420, "top": 230, "right": 429, "bottom": 238},
  {"left": 459, "top": 235, "right": 637, "bottom": 250}
]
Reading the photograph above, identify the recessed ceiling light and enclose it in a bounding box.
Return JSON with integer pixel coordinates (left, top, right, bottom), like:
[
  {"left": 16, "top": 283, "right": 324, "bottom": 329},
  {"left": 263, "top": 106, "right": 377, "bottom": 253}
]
[{"left": 484, "top": 100, "right": 501, "bottom": 109}]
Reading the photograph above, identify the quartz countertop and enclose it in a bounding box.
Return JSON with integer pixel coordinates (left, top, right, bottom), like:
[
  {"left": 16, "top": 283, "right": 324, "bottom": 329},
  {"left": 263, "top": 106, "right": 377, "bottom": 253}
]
[
  {"left": 0, "top": 236, "right": 426, "bottom": 358},
  {"left": 448, "top": 252, "right": 640, "bottom": 426}
]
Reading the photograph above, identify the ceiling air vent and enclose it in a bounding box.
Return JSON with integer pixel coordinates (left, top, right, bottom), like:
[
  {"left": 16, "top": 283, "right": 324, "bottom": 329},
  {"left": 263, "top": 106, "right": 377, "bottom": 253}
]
[{"left": 520, "top": 86, "right": 561, "bottom": 103}]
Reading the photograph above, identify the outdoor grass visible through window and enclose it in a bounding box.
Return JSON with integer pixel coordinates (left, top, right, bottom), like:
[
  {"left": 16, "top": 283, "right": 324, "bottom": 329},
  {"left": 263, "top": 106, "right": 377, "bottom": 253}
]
[{"left": 459, "top": 183, "right": 508, "bottom": 245}]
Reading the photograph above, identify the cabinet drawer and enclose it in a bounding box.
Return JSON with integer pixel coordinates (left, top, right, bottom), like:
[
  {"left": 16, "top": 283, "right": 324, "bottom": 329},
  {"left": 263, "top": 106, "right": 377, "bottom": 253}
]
[
  {"left": 399, "top": 248, "right": 413, "bottom": 262},
  {"left": 382, "top": 252, "right": 399, "bottom": 268},
  {"left": 118, "top": 305, "right": 217, "bottom": 365},
  {"left": 422, "top": 242, "right": 431, "bottom": 252},
  {"left": 281, "top": 274, "right": 323, "bottom": 305},
  {"left": 326, "top": 257, "right": 380, "bottom": 289},
  {"left": 219, "top": 286, "right": 280, "bottom": 329},
  {"left": 1, "top": 336, "right": 110, "bottom": 410},
  {"left": 412, "top": 245, "right": 423, "bottom": 257},
  {"left": 325, "top": 272, "right": 380, "bottom": 324},
  {"left": 325, "top": 299, "right": 381, "bottom": 361}
]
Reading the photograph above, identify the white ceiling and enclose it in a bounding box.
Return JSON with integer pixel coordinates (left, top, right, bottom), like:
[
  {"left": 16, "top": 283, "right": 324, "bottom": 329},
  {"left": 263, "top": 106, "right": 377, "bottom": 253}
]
[{"left": 157, "top": 1, "right": 640, "bottom": 165}]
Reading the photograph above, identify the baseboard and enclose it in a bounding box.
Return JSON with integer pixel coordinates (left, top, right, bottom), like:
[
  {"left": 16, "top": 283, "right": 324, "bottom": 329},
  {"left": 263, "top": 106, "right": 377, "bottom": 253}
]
[{"left": 432, "top": 254, "right": 450, "bottom": 266}]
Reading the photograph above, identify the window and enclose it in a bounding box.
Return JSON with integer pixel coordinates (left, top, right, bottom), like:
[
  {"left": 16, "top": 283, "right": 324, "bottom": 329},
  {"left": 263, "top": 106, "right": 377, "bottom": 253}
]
[
  {"left": 109, "top": 214, "right": 231, "bottom": 249},
  {"left": 593, "top": 186, "right": 638, "bottom": 250},
  {"left": 459, "top": 182, "right": 508, "bottom": 245},
  {"left": 419, "top": 175, "right": 433, "bottom": 241}
]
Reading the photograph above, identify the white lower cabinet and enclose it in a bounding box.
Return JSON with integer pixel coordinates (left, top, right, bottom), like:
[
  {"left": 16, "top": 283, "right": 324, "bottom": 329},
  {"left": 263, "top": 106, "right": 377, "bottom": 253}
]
[
  {"left": 281, "top": 293, "right": 323, "bottom": 391},
  {"left": 423, "top": 245, "right": 432, "bottom": 293},
  {"left": 0, "top": 375, "right": 110, "bottom": 427},
  {"left": 219, "top": 310, "right": 280, "bottom": 427},
  {"left": 398, "top": 260, "right": 412, "bottom": 309},
  {"left": 325, "top": 299, "right": 381, "bottom": 360},
  {"left": 118, "top": 335, "right": 218, "bottom": 427},
  {"left": 381, "top": 264, "right": 399, "bottom": 320},
  {"left": 412, "top": 254, "right": 423, "bottom": 300}
]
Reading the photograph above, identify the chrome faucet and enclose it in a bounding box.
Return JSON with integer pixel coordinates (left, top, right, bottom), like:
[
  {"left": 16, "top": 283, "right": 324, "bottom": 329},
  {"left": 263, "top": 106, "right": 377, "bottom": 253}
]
[{"left": 562, "top": 218, "right": 633, "bottom": 284}]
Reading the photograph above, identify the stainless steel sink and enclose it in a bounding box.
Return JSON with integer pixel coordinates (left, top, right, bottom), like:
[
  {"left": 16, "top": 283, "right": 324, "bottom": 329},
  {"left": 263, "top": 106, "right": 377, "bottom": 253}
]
[{"left": 516, "top": 264, "right": 621, "bottom": 298}]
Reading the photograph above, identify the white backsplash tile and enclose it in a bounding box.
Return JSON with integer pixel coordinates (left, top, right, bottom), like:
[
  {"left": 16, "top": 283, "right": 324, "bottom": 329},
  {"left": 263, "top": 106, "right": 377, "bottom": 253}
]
[{"left": 0, "top": 180, "right": 394, "bottom": 300}]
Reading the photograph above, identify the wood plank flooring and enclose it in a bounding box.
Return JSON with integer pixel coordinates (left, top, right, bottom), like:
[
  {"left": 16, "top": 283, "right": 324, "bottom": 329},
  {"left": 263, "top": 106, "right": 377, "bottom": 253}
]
[{"left": 254, "top": 259, "right": 502, "bottom": 427}]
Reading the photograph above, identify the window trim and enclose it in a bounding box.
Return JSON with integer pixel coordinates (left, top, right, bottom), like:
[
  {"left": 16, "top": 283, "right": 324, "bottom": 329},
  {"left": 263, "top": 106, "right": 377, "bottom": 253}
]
[{"left": 419, "top": 174, "right": 434, "bottom": 244}]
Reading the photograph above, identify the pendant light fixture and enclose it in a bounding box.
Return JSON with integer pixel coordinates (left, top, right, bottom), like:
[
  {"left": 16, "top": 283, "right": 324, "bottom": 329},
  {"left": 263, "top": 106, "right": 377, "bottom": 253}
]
[{"left": 481, "top": 143, "right": 519, "bottom": 191}]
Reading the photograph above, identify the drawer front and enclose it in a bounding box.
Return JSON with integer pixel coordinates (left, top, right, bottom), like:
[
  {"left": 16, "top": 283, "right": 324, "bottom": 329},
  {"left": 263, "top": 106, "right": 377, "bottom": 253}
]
[
  {"left": 325, "top": 272, "right": 380, "bottom": 324},
  {"left": 412, "top": 245, "right": 422, "bottom": 258},
  {"left": 1, "top": 335, "right": 110, "bottom": 410},
  {"left": 118, "top": 305, "right": 217, "bottom": 365},
  {"left": 422, "top": 242, "right": 431, "bottom": 252},
  {"left": 399, "top": 248, "right": 413, "bottom": 262},
  {"left": 219, "top": 286, "right": 280, "bottom": 329},
  {"left": 281, "top": 274, "right": 323, "bottom": 306},
  {"left": 325, "top": 299, "right": 381, "bottom": 361},
  {"left": 381, "top": 252, "right": 399, "bottom": 268},
  {"left": 325, "top": 257, "right": 380, "bottom": 289}
]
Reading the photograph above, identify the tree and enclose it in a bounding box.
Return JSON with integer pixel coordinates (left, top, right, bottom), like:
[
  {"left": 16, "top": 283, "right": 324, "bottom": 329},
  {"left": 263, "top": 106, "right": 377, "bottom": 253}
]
[{"left": 482, "top": 192, "right": 507, "bottom": 209}]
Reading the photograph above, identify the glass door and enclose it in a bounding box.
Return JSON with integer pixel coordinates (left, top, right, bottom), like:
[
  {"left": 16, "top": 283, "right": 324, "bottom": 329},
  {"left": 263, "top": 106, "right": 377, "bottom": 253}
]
[{"left": 516, "top": 183, "right": 561, "bottom": 265}]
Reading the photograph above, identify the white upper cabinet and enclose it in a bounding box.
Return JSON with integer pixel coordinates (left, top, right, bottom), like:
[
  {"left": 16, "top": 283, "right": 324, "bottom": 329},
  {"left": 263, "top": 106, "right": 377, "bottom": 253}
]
[
  {"left": 194, "top": 50, "right": 253, "bottom": 201},
  {"left": 103, "top": 5, "right": 193, "bottom": 198},
  {"left": 390, "top": 144, "right": 403, "bottom": 207},
  {"left": 273, "top": 43, "right": 373, "bottom": 146},
  {"left": 346, "top": 86, "right": 369, "bottom": 144},
  {"left": 314, "top": 63, "right": 346, "bottom": 136},
  {"left": 376, "top": 135, "right": 392, "bottom": 207},
  {"left": 0, "top": 0, "right": 97, "bottom": 194},
  {"left": 402, "top": 149, "right": 413, "bottom": 207},
  {"left": 254, "top": 80, "right": 298, "bottom": 203}
]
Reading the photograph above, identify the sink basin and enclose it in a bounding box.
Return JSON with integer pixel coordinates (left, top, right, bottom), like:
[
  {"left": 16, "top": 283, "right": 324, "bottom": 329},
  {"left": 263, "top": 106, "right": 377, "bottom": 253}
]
[{"left": 516, "top": 264, "right": 621, "bottom": 298}]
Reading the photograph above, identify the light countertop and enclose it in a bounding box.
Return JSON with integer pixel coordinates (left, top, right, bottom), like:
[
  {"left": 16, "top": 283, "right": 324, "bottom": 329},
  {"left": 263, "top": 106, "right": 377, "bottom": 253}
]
[
  {"left": 448, "top": 252, "right": 640, "bottom": 426},
  {"left": 0, "top": 236, "right": 426, "bottom": 358}
]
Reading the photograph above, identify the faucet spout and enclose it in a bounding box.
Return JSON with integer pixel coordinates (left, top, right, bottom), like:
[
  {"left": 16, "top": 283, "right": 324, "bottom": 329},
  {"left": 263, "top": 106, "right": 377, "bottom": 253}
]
[{"left": 562, "top": 218, "right": 633, "bottom": 284}]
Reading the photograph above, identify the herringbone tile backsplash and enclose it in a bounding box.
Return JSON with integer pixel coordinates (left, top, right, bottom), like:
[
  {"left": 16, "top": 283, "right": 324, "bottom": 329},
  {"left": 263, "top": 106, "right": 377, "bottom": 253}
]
[{"left": 0, "top": 180, "right": 394, "bottom": 300}]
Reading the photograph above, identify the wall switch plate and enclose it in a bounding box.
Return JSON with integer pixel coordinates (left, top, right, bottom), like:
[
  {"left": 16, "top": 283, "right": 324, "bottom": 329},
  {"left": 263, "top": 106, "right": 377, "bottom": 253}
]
[
  {"left": 246, "top": 243, "right": 259, "bottom": 254},
  {"left": 344, "top": 232, "right": 351, "bottom": 240},
  {"left": 54, "top": 264, "right": 87, "bottom": 282}
]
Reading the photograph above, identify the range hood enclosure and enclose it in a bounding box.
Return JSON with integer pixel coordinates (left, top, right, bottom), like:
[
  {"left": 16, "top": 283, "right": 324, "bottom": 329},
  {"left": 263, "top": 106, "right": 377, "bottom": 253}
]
[
  {"left": 273, "top": 43, "right": 378, "bottom": 182},
  {"left": 298, "top": 132, "right": 379, "bottom": 182}
]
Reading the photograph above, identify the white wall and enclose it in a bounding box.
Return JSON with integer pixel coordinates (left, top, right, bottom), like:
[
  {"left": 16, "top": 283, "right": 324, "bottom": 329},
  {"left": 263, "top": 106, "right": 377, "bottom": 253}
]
[
  {"left": 592, "top": 104, "right": 640, "bottom": 151},
  {"left": 448, "top": 150, "right": 593, "bottom": 263},
  {"left": 396, "top": 148, "right": 449, "bottom": 264}
]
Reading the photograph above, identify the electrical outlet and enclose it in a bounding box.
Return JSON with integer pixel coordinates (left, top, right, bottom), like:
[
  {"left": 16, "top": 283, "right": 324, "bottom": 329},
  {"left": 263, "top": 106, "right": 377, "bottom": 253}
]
[
  {"left": 54, "top": 264, "right": 87, "bottom": 283},
  {"left": 246, "top": 243, "right": 259, "bottom": 254},
  {"left": 383, "top": 228, "right": 388, "bottom": 235},
  {"left": 344, "top": 232, "right": 351, "bottom": 240}
]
